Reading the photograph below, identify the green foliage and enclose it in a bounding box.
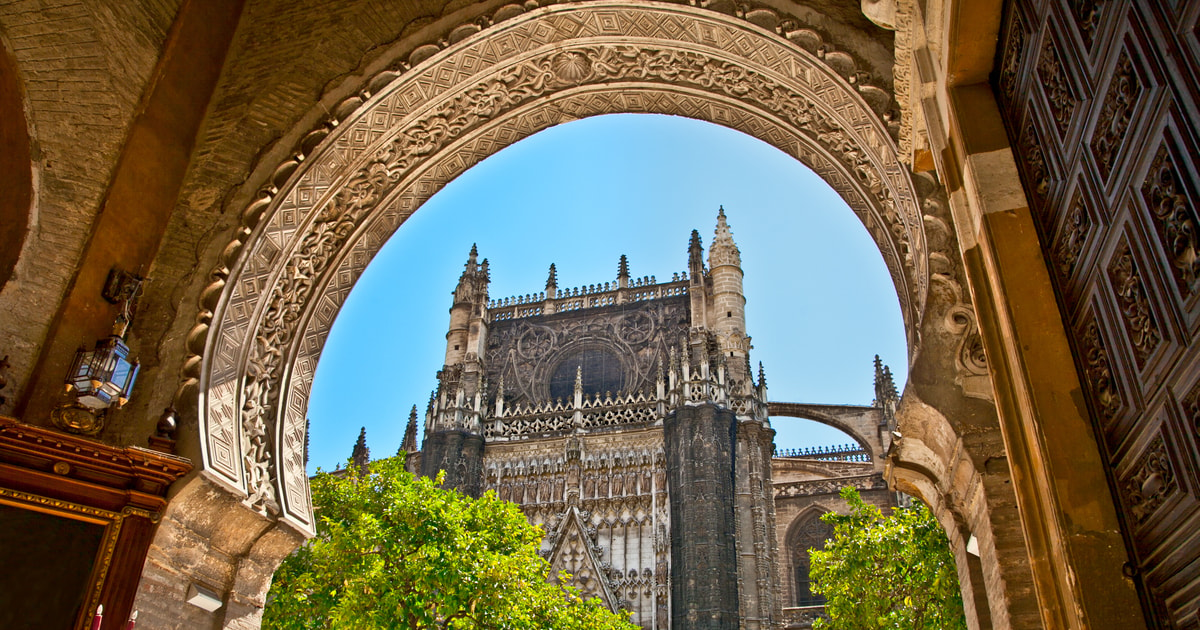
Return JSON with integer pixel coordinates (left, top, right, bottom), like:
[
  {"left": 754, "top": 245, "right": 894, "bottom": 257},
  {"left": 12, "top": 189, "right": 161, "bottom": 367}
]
[
  {"left": 809, "top": 488, "right": 967, "bottom": 630},
  {"left": 263, "top": 458, "right": 638, "bottom": 630}
]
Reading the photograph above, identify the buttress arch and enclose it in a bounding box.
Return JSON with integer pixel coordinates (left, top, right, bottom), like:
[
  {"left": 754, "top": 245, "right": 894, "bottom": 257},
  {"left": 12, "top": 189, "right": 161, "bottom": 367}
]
[{"left": 168, "top": 1, "right": 1028, "bottom": 626}]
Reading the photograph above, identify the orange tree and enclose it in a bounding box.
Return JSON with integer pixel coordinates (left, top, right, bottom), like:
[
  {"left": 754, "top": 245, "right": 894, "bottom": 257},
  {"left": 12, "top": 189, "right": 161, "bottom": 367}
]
[
  {"left": 263, "top": 458, "right": 637, "bottom": 630},
  {"left": 809, "top": 487, "right": 967, "bottom": 630}
]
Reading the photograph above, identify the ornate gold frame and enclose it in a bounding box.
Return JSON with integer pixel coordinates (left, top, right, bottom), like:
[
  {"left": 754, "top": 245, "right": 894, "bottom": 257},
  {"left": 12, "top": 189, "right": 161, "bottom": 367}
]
[{"left": 0, "top": 487, "right": 125, "bottom": 630}]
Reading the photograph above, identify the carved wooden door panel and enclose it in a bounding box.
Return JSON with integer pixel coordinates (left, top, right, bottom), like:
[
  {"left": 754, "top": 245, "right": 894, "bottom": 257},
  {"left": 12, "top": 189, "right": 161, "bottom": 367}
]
[{"left": 998, "top": 0, "right": 1200, "bottom": 625}]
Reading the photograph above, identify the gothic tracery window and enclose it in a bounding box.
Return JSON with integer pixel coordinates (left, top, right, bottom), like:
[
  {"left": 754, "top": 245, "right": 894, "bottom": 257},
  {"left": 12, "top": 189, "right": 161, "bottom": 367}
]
[{"left": 791, "top": 514, "right": 833, "bottom": 607}]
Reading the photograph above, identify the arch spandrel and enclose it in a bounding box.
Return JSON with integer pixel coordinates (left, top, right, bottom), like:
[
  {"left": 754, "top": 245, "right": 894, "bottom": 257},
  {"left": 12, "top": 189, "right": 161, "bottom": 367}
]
[{"left": 196, "top": 1, "right": 927, "bottom": 530}]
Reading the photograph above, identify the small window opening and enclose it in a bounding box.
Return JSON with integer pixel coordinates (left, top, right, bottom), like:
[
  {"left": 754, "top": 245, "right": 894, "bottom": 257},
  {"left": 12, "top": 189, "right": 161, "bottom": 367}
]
[
  {"left": 454, "top": 344, "right": 460, "bottom": 350},
  {"left": 727, "top": 311, "right": 732, "bottom": 317}
]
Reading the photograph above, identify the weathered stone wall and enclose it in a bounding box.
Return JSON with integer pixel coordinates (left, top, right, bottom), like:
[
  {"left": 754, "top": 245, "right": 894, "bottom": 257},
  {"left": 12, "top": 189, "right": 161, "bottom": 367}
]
[
  {"left": 419, "top": 429, "right": 484, "bottom": 497},
  {"left": 665, "top": 403, "right": 739, "bottom": 630},
  {"left": 0, "top": 0, "right": 180, "bottom": 416}
]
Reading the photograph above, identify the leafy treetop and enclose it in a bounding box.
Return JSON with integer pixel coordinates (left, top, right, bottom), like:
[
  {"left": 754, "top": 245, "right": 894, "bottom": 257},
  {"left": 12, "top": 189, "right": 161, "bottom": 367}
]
[
  {"left": 809, "top": 487, "right": 967, "bottom": 630},
  {"left": 263, "top": 457, "right": 639, "bottom": 630}
]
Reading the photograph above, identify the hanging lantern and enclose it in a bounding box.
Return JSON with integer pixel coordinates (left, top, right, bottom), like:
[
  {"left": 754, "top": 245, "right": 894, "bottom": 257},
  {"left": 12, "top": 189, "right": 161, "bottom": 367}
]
[
  {"left": 54, "top": 270, "right": 143, "bottom": 435},
  {"left": 65, "top": 334, "right": 140, "bottom": 409}
]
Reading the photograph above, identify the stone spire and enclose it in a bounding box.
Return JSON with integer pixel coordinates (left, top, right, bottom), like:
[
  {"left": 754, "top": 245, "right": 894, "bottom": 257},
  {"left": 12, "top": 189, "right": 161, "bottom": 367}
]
[
  {"left": 351, "top": 427, "right": 369, "bottom": 473},
  {"left": 400, "top": 405, "right": 419, "bottom": 454},
  {"left": 707, "top": 205, "right": 742, "bottom": 269},
  {"left": 452, "top": 244, "right": 490, "bottom": 306},
  {"left": 617, "top": 254, "right": 630, "bottom": 288}
]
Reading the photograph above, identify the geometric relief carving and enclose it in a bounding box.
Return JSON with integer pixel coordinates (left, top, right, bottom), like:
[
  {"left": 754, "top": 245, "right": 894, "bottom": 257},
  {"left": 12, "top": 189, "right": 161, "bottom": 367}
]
[
  {"left": 1052, "top": 189, "right": 1091, "bottom": 285},
  {"left": 1122, "top": 435, "right": 1178, "bottom": 527},
  {"left": 1091, "top": 49, "right": 1142, "bottom": 181},
  {"left": 1081, "top": 315, "right": 1123, "bottom": 427},
  {"left": 1037, "top": 33, "right": 1079, "bottom": 139},
  {"left": 1142, "top": 137, "right": 1200, "bottom": 299},
  {"left": 1107, "top": 241, "right": 1162, "bottom": 369}
]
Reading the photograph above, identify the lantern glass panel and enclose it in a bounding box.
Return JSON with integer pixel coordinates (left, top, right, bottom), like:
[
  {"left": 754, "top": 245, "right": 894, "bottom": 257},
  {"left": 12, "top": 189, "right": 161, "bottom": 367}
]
[{"left": 69, "top": 350, "right": 97, "bottom": 393}]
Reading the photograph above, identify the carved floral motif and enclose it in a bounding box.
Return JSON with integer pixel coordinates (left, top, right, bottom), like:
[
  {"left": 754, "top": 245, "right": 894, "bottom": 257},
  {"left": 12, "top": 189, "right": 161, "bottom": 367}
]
[
  {"left": 1019, "top": 117, "right": 1052, "bottom": 221},
  {"left": 1069, "top": 0, "right": 1103, "bottom": 49},
  {"left": 1038, "top": 35, "right": 1078, "bottom": 138},
  {"left": 1052, "top": 190, "right": 1091, "bottom": 284},
  {"left": 999, "top": 9, "right": 1026, "bottom": 105},
  {"left": 1091, "top": 50, "right": 1142, "bottom": 181},
  {"left": 1182, "top": 379, "right": 1200, "bottom": 440},
  {"left": 1142, "top": 138, "right": 1200, "bottom": 298},
  {"left": 1081, "top": 316, "right": 1122, "bottom": 424},
  {"left": 1107, "top": 243, "right": 1162, "bottom": 368},
  {"left": 1123, "top": 436, "right": 1178, "bottom": 526}
]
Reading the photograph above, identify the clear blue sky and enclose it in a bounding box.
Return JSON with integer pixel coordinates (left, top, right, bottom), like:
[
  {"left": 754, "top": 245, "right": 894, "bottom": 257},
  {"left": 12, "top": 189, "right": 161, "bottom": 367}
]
[{"left": 306, "top": 114, "right": 907, "bottom": 473}]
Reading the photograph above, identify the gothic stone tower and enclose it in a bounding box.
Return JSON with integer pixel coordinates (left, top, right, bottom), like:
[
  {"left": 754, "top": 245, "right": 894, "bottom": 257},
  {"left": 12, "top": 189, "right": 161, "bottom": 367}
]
[{"left": 418, "top": 210, "right": 779, "bottom": 630}]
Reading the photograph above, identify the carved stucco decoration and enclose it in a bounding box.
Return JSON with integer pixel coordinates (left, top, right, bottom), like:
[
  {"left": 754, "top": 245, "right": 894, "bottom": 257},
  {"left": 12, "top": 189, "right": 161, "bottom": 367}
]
[{"left": 191, "top": 1, "right": 926, "bottom": 532}]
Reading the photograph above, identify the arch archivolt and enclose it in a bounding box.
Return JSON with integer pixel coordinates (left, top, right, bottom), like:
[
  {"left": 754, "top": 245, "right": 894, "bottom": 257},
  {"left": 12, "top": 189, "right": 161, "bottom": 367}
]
[{"left": 193, "top": 1, "right": 929, "bottom": 532}]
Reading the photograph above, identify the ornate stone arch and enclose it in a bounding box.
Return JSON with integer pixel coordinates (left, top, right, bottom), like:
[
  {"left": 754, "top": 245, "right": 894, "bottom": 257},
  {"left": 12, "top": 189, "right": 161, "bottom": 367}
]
[{"left": 188, "top": 0, "right": 931, "bottom": 534}]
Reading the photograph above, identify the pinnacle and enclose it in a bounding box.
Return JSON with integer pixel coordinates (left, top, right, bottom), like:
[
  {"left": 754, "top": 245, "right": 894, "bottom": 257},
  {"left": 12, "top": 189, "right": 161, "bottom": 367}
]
[
  {"left": 401, "top": 405, "right": 419, "bottom": 454},
  {"left": 617, "top": 254, "right": 630, "bottom": 279},
  {"left": 546, "top": 263, "right": 558, "bottom": 290},
  {"left": 351, "top": 426, "right": 370, "bottom": 472}
]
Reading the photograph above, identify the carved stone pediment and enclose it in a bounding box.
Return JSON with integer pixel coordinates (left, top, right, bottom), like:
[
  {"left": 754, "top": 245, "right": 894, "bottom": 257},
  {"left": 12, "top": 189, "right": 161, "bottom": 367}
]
[{"left": 547, "top": 506, "right": 618, "bottom": 611}]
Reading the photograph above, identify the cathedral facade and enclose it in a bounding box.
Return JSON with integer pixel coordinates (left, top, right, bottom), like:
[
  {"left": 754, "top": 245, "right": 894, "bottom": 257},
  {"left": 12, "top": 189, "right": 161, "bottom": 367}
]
[{"left": 406, "top": 210, "right": 899, "bottom": 629}]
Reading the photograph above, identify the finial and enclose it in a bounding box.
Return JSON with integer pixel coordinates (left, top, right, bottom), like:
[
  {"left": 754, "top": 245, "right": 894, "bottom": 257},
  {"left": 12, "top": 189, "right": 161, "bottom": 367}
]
[
  {"left": 546, "top": 263, "right": 558, "bottom": 291},
  {"left": 757, "top": 361, "right": 767, "bottom": 388},
  {"left": 617, "top": 254, "right": 630, "bottom": 279},
  {"left": 468, "top": 243, "right": 478, "bottom": 260},
  {"left": 351, "top": 427, "right": 370, "bottom": 473},
  {"left": 574, "top": 365, "right": 583, "bottom": 392},
  {"left": 709, "top": 206, "right": 741, "bottom": 268},
  {"left": 718, "top": 204, "right": 726, "bottom": 218}
]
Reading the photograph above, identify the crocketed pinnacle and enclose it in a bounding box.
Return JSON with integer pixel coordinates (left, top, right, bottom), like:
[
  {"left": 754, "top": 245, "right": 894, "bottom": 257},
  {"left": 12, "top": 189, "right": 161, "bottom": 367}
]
[
  {"left": 708, "top": 206, "right": 742, "bottom": 268},
  {"left": 546, "top": 263, "right": 558, "bottom": 292},
  {"left": 351, "top": 426, "right": 370, "bottom": 473},
  {"left": 617, "top": 254, "right": 630, "bottom": 279},
  {"left": 400, "top": 405, "right": 419, "bottom": 453}
]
